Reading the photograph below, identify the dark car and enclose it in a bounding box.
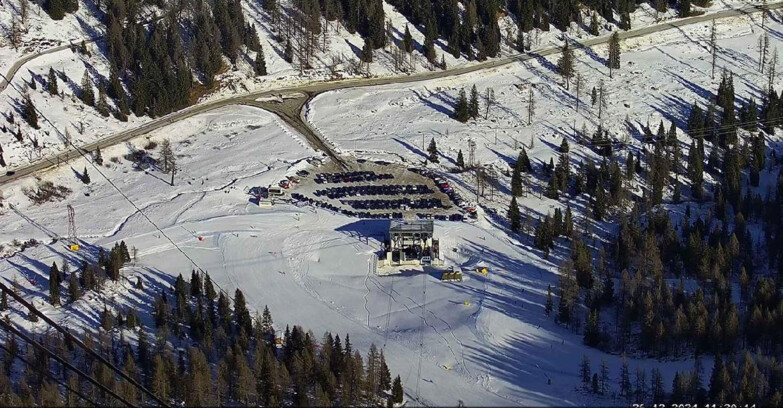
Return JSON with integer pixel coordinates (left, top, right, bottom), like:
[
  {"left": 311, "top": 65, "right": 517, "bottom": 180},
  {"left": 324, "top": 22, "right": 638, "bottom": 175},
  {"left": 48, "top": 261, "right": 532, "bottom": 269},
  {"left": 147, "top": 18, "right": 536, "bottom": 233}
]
[{"left": 5, "top": 171, "right": 15, "bottom": 176}]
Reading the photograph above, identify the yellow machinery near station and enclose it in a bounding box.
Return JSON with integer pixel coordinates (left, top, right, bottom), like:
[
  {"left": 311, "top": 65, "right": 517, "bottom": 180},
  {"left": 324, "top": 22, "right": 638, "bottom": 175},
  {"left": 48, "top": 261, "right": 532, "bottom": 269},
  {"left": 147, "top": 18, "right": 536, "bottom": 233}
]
[{"left": 440, "top": 270, "right": 463, "bottom": 282}]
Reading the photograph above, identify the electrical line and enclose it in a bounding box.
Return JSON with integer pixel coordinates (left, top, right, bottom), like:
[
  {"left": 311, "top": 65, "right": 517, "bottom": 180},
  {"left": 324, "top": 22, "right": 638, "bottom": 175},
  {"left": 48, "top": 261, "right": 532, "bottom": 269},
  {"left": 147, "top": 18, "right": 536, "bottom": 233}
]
[
  {"left": 0, "top": 317, "right": 137, "bottom": 408},
  {"left": 0, "top": 281, "right": 168, "bottom": 407},
  {"left": 0, "top": 71, "right": 231, "bottom": 297},
  {"left": 0, "top": 341, "right": 99, "bottom": 407}
]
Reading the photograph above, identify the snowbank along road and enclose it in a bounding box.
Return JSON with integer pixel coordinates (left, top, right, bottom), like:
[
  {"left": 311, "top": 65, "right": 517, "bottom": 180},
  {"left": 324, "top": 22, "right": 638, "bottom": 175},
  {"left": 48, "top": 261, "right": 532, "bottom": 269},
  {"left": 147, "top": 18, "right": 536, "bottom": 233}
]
[{"left": 0, "top": 1, "right": 777, "bottom": 185}]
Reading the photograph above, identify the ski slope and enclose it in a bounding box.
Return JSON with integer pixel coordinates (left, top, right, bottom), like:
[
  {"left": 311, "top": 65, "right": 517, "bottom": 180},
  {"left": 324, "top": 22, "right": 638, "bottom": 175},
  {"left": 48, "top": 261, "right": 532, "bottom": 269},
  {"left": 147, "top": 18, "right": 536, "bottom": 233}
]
[{"left": 0, "top": 102, "right": 705, "bottom": 406}]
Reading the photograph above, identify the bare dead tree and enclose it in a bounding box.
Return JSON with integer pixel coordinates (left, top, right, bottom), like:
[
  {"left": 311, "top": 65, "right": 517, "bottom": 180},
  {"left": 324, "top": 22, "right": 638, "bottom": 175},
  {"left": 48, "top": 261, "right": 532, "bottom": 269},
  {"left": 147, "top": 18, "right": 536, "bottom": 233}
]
[
  {"left": 9, "top": 18, "right": 23, "bottom": 50},
  {"left": 574, "top": 71, "right": 584, "bottom": 113},
  {"left": 484, "top": 87, "right": 496, "bottom": 120},
  {"left": 527, "top": 86, "right": 535, "bottom": 125},
  {"left": 710, "top": 20, "right": 717, "bottom": 79}
]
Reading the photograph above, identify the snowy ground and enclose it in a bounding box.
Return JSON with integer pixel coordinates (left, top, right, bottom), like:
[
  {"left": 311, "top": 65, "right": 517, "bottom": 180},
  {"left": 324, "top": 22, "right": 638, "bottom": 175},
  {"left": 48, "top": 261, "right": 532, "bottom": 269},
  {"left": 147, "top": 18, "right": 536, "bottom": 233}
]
[
  {"left": 0, "top": 104, "right": 700, "bottom": 406},
  {"left": 308, "top": 11, "right": 783, "bottom": 222},
  {"left": 1, "top": 0, "right": 767, "bottom": 169},
  {"left": 0, "top": 2, "right": 780, "bottom": 407}
]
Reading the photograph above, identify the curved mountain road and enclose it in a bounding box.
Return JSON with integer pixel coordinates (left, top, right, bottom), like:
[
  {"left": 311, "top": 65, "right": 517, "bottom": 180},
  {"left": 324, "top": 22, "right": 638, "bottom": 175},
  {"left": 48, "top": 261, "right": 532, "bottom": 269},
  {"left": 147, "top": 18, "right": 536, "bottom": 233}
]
[{"left": 0, "top": 2, "right": 776, "bottom": 184}]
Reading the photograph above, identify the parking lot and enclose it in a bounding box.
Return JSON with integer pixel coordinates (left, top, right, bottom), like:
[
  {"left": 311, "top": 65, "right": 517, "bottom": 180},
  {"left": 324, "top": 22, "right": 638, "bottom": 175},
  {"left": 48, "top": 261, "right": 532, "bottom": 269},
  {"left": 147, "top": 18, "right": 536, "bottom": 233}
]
[{"left": 286, "top": 159, "right": 470, "bottom": 221}]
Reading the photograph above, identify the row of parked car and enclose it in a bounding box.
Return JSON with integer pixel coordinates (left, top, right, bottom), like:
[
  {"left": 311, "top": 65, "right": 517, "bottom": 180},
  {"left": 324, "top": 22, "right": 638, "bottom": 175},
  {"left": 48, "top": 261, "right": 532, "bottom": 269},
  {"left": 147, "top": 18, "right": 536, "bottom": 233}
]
[
  {"left": 314, "top": 184, "right": 433, "bottom": 199},
  {"left": 315, "top": 171, "right": 394, "bottom": 184},
  {"left": 291, "top": 193, "right": 408, "bottom": 219},
  {"left": 408, "top": 167, "right": 471, "bottom": 210},
  {"left": 417, "top": 213, "right": 465, "bottom": 221},
  {"left": 341, "top": 198, "right": 445, "bottom": 210}
]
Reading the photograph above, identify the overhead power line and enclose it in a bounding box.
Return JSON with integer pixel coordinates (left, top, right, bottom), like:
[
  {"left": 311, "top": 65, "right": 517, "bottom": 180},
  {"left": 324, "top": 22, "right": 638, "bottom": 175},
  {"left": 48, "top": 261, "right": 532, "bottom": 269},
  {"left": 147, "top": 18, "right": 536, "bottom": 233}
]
[
  {"left": 0, "top": 317, "right": 137, "bottom": 408},
  {"left": 0, "top": 281, "right": 168, "bottom": 407}
]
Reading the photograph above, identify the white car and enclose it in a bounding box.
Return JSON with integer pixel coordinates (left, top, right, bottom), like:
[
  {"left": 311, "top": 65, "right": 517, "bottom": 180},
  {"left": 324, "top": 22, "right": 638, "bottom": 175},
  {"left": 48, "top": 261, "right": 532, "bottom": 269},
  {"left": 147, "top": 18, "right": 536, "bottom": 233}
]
[{"left": 420, "top": 256, "right": 432, "bottom": 265}]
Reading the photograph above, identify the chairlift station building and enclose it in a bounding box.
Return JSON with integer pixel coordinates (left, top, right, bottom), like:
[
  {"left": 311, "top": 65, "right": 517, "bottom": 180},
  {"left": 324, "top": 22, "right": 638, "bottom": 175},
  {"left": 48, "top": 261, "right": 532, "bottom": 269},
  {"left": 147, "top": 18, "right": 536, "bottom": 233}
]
[{"left": 383, "top": 220, "right": 440, "bottom": 266}]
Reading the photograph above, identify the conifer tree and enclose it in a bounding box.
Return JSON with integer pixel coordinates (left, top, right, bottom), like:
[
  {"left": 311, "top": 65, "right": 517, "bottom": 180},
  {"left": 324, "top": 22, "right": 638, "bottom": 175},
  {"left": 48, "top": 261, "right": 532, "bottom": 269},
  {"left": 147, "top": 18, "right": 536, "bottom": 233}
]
[
  {"left": 68, "top": 272, "right": 80, "bottom": 302},
  {"left": 680, "top": 0, "right": 691, "bottom": 17},
  {"left": 608, "top": 32, "right": 621, "bottom": 78},
  {"left": 456, "top": 150, "right": 465, "bottom": 168},
  {"left": 284, "top": 40, "right": 294, "bottom": 63},
  {"left": 454, "top": 88, "right": 470, "bottom": 122},
  {"left": 47, "top": 67, "right": 58, "bottom": 95},
  {"left": 261, "top": 305, "right": 274, "bottom": 335},
  {"left": 391, "top": 375, "right": 403, "bottom": 403},
  {"left": 49, "top": 262, "right": 60, "bottom": 306},
  {"left": 590, "top": 13, "right": 600, "bottom": 35},
  {"left": 469, "top": 85, "right": 480, "bottom": 119},
  {"left": 101, "top": 306, "right": 113, "bottom": 331},
  {"left": 234, "top": 288, "right": 252, "bottom": 334},
  {"left": 96, "top": 82, "right": 110, "bottom": 117},
  {"left": 600, "top": 358, "right": 610, "bottom": 394},
  {"left": 255, "top": 47, "right": 268, "bottom": 76},
  {"left": 80, "top": 70, "right": 95, "bottom": 106},
  {"left": 557, "top": 42, "right": 574, "bottom": 89},
  {"left": 580, "top": 354, "right": 592, "bottom": 386},
  {"left": 23, "top": 94, "right": 38, "bottom": 129},
  {"left": 94, "top": 146, "right": 103, "bottom": 165},
  {"left": 508, "top": 196, "right": 521, "bottom": 231},
  {"left": 361, "top": 39, "right": 375, "bottom": 64},
  {"left": 204, "top": 273, "right": 217, "bottom": 301},
  {"left": 402, "top": 25, "right": 413, "bottom": 53},
  {"left": 427, "top": 138, "right": 439, "bottom": 163},
  {"left": 82, "top": 166, "right": 90, "bottom": 184}
]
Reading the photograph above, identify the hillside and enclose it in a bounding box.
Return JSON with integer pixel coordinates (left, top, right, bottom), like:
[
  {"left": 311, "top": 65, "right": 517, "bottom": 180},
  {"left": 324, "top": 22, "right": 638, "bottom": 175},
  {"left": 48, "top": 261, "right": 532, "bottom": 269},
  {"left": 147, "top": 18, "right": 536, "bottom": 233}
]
[{"left": 1, "top": 0, "right": 782, "bottom": 407}]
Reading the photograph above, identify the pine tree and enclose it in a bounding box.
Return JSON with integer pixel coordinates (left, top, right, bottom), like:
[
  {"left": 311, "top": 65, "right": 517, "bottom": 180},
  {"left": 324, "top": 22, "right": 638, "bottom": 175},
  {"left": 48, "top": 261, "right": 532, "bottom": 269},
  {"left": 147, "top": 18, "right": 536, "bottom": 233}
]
[
  {"left": 284, "top": 40, "right": 294, "bottom": 63},
  {"left": 23, "top": 94, "right": 38, "bottom": 129},
  {"left": 651, "top": 368, "right": 665, "bottom": 403},
  {"left": 47, "top": 67, "right": 58, "bottom": 95},
  {"left": 68, "top": 272, "right": 80, "bottom": 302},
  {"left": 94, "top": 146, "right": 103, "bottom": 165},
  {"left": 580, "top": 354, "right": 592, "bottom": 387},
  {"left": 469, "top": 85, "right": 480, "bottom": 119},
  {"left": 361, "top": 39, "right": 375, "bottom": 64},
  {"left": 511, "top": 150, "right": 526, "bottom": 196},
  {"left": 96, "top": 82, "right": 110, "bottom": 117},
  {"left": 255, "top": 47, "right": 268, "bottom": 76},
  {"left": 456, "top": 150, "right": 465, "bottom": 168},
  {"left": 557, "top": 42, "right": 574, "bottom": 89},
  {"left": 454, "top": 89, "right": 470, "bottom": 122},
  {"left": 508, "top": 196, "right": 521, "bottom": 231},
  {"left": 82, "top": 166, "right": 90, "bottom": 184},
  {"left": 680, "top": 0, "right": 692, "bottom": 17},
  {"left": 600, "top": 358, "right": 610, "bottom": 394},
  {"left": 101, "top": 306, "right": 113, "bottom": 331},
  {"left": 590, "top": 13, "right": 600, "bottom": 35},
  {"left": 619, "top": 356, "right": 631, "bottom": 399},
  {"left": 204, "top": 273, "right": 217, "bottom": 300},
  {"left": 80, "top": 70, "right": 94, "bottom": 106},
  {"left": 608, "top": 32, "right": 621, "bottom": 78},
  {"left": 261, "top": 305, "right": 274, "bottom": 335},
  {"left": 426, "top": 138, "right": 439, "bottom": 163},
  {"left": 234, "top": 288, "right": 252, "bottom": 334},
  {"left": 49, "top": 262, "right": 60, "bottom": 306},
  {"left": 402, "top": 25, "right": 413, "bottom": 53},
  {"left": 391, "top": 375, "right": 403, "bottom": 403}
]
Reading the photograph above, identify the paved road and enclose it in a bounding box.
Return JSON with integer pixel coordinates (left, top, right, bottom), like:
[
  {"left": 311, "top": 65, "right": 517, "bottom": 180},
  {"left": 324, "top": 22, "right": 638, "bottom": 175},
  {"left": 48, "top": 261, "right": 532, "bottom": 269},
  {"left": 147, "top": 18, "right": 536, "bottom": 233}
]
[
  {"left": 0, "top": 2, "right": 776, "bottom": 185},
  {"left": 0, "top": 44, "right": 73, "bottom": 93}
]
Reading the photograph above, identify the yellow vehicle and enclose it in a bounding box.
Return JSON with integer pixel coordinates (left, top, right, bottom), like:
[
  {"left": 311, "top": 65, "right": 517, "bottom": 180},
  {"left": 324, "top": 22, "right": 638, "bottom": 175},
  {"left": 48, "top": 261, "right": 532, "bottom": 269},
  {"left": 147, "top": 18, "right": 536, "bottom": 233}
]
[{"left": 69, "top": 244, "right": 80, "bottom": 251}]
